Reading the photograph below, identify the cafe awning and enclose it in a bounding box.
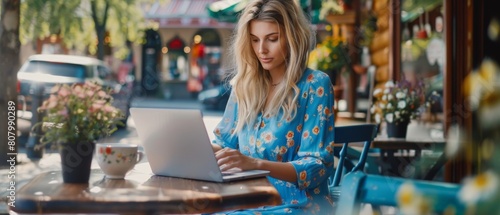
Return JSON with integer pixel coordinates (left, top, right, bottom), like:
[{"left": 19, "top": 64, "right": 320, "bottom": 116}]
[
  {"left": 206, "top": 0, "right": 324, "bottom": 24},
  {"left": 143, "top": 0, "right": 235, "bottom": 29},
  {"left": 206, "top": 0, "right": 248, "bottom": 23}
]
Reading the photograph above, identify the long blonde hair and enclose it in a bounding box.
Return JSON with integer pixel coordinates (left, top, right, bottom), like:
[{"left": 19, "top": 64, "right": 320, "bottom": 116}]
[{"left": 228, "top": 0, "right": 314, "bottom": 133}]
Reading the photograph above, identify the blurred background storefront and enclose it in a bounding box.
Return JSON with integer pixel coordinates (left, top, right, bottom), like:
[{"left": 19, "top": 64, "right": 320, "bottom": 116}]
[
  {"left": 135, "top": 0, "right": 329, "bottom": 99},
  {"left": 136, "top": 0, "right": 235, "bottom": 99}
]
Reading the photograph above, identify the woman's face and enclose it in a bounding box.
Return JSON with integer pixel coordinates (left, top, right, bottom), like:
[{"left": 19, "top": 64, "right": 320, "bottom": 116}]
[{"left": 249, "top": 20, "right": 288, "bottom": 73}]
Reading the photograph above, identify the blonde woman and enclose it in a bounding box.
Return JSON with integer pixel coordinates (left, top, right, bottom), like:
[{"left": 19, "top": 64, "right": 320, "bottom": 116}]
[{"left": 211, "top": 0, "right": 336, "bottom": 214}]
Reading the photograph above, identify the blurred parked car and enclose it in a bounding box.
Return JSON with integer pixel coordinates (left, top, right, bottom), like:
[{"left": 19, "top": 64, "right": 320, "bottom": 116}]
[
  {"left": 198, "top": 84, "right": 231, "bottom": 110},
  {"left": 17, "top": 54, "right": 134, "bottom": 127}
]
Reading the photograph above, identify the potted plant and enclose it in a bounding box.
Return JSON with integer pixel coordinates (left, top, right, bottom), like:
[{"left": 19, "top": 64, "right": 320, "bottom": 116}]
[
  {"left": 370, "top": 80, "right": 425, "bottom": 138},
  {"left": 308, "top": 36, "right": 349, "bottom": 85},
  {"left": 319, "top": 0, "right": 345, "bottom": 19},
  {"left": 36, "top": 81, "right": 123, "bottom": 183}
]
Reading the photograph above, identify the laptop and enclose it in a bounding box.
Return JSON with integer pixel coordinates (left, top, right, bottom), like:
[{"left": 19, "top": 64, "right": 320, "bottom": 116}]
[{"left": 129, "top": 107, "right": 270, "bottom": 182}]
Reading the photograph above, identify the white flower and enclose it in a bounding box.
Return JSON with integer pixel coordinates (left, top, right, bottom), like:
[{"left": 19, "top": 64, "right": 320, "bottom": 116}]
[
  {"left": 385, "top": 81, "right": 395, "bottom": 88},
  {"left": 379, "top": 103, "right": 385, "bottom": 109},
  {"left": 375, "top": 114, "right": 381, "bottom": 123},
  {"left": 382, "top": 95, "right": 387, "bottom": 101},
  {"left": 319, "top": 0, "right": 344, "bottom": 18},
  {"left": 398, "top": 100, "right": 407, "bottom": 109},
  {"left": 488, "top": 18, "right": 499, "bottom": 40},
  {"left": 384, "top": 88, "right": 390, "bottom": 94},
  {"left": 370, "top": 106, "right": 375, "bottom": 114},
  {"left": 397, "top": 182, "right": 431, "bottom": 215},
  {"left": 386, "top": 113, "right": 394, "bottom": 123},
  {"left": 387, "top": 103, "right": 393, "bottom": 109},
  {"left": 445, "top": 124, "right": 466, "bottom": 158},
  {"left": 373, "top": 89, "right": 382, "bottom": 96},
  {"left": 459, "top": 170, "right": 499, "bottom": 204},
  {"left": 395, "top": 111, "right": 400, "bottom": 118},
  {"left": 396, "top": 92, "right": 406, "bottom": 99},
  {"left": 388, "top": 94, "right": 394, "bottom": 101}
]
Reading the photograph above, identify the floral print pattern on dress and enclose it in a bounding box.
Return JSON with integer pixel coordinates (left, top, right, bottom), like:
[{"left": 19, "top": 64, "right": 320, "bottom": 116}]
[{"left": 212, "top": 69, "right": 336, "bottom": 214}]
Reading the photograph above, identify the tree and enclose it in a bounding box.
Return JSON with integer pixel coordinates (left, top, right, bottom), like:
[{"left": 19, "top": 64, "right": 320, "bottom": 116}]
[
  {"left": 0, "top": 0, "right": 20, "bottom": 167},
  {"left": 21, "top": 0, "right": 149, "bottom": 60}
]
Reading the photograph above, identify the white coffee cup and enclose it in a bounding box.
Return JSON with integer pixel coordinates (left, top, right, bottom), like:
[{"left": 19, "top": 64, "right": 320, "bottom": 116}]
[{"left": 95, "top": 143, "right": 143, "bottom": 179}]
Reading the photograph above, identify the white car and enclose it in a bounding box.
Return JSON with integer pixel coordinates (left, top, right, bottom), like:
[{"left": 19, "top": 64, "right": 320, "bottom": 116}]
[{"left": 17, "top": 54, "right": 134, "bottom": 127}]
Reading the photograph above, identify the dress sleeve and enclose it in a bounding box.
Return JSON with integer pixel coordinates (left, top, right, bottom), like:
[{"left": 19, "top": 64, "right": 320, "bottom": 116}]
[
  {"left": 290, "top": 72, "right": 336, "bottom": 190},
  {"left": 212, "top": 90, "right": 239, "bottom": 150}
]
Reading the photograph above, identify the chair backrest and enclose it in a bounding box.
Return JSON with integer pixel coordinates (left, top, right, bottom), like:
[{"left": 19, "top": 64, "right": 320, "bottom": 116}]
[
  {"left": 336, "top": 172, "right": 465, "bottom": 215},
  {"left": 330, "top": 124, "right": 378, "bottom": 187}
]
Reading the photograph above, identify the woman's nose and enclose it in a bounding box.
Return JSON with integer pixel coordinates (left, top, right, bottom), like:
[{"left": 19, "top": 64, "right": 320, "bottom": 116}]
[{"left": 258, "top": 42, "right": 267, "bottom": 54}]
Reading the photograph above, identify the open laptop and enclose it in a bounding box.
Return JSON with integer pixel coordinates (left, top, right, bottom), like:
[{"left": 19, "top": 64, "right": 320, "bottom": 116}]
[{"left": 129, "top": 107, "right": 270, "bottom": 182}]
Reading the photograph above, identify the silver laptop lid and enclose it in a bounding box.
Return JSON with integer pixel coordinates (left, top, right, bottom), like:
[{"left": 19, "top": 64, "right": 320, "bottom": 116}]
[{"left": 130, "top": 108, "right": 225, "bottom": 182}]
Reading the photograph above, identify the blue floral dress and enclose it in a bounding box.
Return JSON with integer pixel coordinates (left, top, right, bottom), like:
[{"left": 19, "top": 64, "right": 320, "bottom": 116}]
[{"left": 211, "top": 69, "right": 336, "bottom": 215}]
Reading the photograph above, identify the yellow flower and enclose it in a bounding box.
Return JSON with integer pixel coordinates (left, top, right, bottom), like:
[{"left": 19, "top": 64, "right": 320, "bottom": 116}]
[{"left": 308, "top": 36, "right": 348, "bottom": 71}]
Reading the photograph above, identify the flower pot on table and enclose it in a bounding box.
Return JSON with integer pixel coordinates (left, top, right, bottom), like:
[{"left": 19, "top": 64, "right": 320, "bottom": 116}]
[
  {"left": 59, "top": 141, "right": 95, "bottom": 183},
  {"left": 386, "top": 120, "right": 409, "bottom": 138}
]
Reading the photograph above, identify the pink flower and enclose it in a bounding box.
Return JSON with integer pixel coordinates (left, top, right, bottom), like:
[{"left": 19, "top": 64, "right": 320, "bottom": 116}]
[
  {"left": 58, "top": 108, "right": 68, "bottom": 117},
  {"left": 72, "top": 85, "right": 82, "bottom": 94},
  {"left": 77, "top": 92, "right": 86, "bottom": 98},
  {"left": 103, "top": 105, "right": 116, "bottom": 113},
  {"left": 91, "top": 103, "right": 104, "bottom": 111},
  {"left": 46, "top": 95, "right": 58, "bottom": 109},
  {"left": 58, "top": 87, "right": 70, "bottom": 97},
  {"left": 97, "top": 90, "right": 107, "bottom": 98},
  {"left": 86, "top": 90, "right": 95, "bottom": 97},
  {"left": 50, "top": 85, "right": 60, "bottom": 94}
]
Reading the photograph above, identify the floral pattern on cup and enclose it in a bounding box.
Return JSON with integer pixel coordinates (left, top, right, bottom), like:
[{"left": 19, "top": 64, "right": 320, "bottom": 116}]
[
  {"left": 98, "top": 146, "right": 137, "bottom": 164},
  {"left": 95, "top": 143, "right": 143, "bottom": 179}
]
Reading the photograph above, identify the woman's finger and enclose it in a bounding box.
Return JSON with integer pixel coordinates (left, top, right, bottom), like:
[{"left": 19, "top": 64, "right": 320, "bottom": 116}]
[{"left": 215, "top": 147, "right": 229, "bottom": 159}]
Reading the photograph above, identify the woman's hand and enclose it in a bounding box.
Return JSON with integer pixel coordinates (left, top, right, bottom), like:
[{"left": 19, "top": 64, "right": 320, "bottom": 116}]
[
  {"left": 211, "top": 143, "right": 222, "bottom": 153},
  {"left": 215, "top": 148, "right": 258, "bottom": 171},
  {"left": 216, "top": 148, "right": 298, "bottom": 182}
]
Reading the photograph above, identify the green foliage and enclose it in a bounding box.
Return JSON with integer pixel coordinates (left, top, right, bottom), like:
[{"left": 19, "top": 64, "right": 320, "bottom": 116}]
[
  {"left": 20, "top": 0, "right": 148, "bottom": 59},
  {"left": 358, "top": 13, "right": 377, "bottom": 47}
]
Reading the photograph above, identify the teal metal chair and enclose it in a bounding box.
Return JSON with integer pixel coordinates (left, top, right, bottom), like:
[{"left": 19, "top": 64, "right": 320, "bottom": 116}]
[
  {"left": 330, "top": 124, "right": 379, "bottom": 201},
  {"left": 336, "top": 171, "right": 465, "bottom": 215}
]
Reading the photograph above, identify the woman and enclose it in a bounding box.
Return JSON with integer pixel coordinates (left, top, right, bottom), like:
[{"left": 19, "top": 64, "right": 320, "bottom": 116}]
[{"left": 211, "top": 0, "right": 336, "bottom": 214}]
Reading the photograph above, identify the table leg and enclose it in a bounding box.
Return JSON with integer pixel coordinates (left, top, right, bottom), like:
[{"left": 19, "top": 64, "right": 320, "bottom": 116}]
[
  {"left": 379, "top": 150, "right": 421, "bottom": 178},
  {"left": 379, "top": 149, "right": 401, "bottom": 177},
  {"left": 422, "top": 153, "right": 448, "bottom": 180}
]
